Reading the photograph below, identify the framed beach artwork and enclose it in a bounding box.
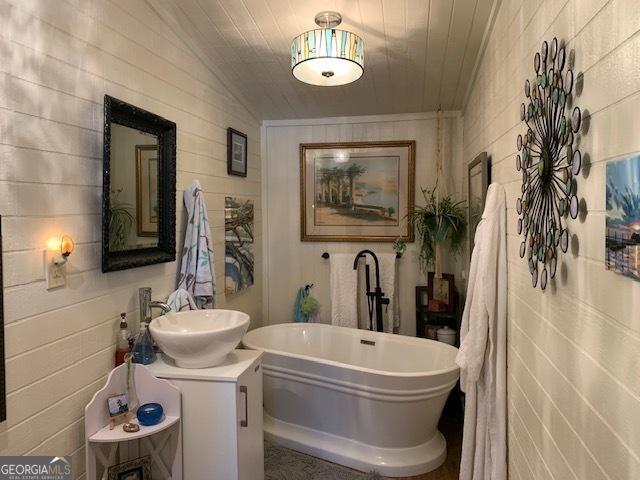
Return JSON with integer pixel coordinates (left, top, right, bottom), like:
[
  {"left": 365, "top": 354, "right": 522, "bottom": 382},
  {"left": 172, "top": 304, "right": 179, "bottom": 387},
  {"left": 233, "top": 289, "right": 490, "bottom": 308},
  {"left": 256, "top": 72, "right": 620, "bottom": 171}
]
[
  {"left": 225, "top": 197, "right": 254, "bottom": 293},
  {"left": 135, "top": 144, "right": 159, "bottom": 237},
  {"left": 606, "top": 154, "right": 640, "bottom": 281},
  {"left": 300, "top": 141, "right": 416, "bottom": 242}
]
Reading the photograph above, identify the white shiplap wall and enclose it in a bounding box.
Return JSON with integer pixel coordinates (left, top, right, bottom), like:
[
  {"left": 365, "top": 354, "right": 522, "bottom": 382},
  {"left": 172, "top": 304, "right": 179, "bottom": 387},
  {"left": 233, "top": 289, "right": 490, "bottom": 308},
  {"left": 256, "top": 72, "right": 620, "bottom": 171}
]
[
  {"left": 262, "top": 112, "right": 464, "bottom": 337},
  {"left": 463, "top": 0, "right": 640, "bottom": 478},
  {"left": 0, "top": 0, "right": 261, "bottom": 477}
]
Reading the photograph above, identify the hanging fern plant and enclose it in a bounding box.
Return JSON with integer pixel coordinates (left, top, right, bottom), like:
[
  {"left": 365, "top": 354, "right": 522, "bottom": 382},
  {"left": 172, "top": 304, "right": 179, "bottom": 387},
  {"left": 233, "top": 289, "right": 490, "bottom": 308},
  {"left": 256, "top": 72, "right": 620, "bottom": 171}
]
[{"left": 408, "top": 186, "right": 467, "bottom": 275}]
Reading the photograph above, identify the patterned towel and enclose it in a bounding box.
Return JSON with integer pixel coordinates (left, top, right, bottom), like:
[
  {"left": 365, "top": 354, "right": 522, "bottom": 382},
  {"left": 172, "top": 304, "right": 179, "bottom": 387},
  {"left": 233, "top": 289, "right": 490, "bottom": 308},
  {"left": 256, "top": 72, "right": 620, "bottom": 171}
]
[
  {"left": 177, "top": 180, "right": 215, "bottom": 308},
  {"left": 167, "top": 289, "right": 198, "bottom": 312}
]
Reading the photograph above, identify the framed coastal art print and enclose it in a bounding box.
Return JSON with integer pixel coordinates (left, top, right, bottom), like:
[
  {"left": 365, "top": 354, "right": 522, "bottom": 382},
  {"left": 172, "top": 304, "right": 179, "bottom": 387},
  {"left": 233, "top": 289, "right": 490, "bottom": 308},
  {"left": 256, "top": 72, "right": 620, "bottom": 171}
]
[
  {"left": 300, "top": 141, "right": 415, "bottom": 242},
  {"left": 227, "top": 128, "right": 248, "bottom": 177}
]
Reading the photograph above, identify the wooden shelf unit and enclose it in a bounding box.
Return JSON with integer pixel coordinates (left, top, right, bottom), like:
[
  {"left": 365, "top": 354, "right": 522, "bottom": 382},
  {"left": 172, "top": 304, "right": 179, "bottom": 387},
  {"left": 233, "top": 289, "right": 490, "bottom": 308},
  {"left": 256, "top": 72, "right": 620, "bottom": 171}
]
[{"left": 84, "top": 363, "right": 182, "bottom": 480}]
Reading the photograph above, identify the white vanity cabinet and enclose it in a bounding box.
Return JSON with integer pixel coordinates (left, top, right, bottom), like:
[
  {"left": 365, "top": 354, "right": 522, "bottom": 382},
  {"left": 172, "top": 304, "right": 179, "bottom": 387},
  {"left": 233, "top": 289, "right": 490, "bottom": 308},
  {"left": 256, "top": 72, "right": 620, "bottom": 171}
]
[{"left": 148, "top": 349, "right": 264, "bottom": 480}]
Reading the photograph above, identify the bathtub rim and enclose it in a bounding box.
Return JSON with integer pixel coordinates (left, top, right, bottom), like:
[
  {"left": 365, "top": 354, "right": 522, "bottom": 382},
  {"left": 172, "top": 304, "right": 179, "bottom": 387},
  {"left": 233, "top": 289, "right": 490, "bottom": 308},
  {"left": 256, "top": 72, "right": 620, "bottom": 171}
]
[{"left": 242, "top": 323, "right": 460, "bottom": 378}]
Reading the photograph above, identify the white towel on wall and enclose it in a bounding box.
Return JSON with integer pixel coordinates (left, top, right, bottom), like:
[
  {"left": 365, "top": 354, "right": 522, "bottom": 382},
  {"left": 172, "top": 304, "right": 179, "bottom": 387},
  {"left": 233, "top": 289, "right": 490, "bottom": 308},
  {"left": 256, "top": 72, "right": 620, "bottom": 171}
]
[
  {"left": 367, "top": 253, "right": 399, "bottom": 333},
  {"left": 456, "top": 183, "right": 507, "bottom": 480},
  {"left": 330, "top": 253, "right": 358, "bottom": 328},
  {"left": 177, "top": 180, "right": 215, "bottom": 309}
]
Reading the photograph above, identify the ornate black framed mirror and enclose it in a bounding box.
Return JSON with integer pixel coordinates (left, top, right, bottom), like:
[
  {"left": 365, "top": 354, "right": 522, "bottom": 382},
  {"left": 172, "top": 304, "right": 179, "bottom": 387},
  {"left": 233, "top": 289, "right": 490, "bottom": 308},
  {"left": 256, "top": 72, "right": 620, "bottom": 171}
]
[{"left": 102, "top": 95, "right": 176, "bottom": 272}]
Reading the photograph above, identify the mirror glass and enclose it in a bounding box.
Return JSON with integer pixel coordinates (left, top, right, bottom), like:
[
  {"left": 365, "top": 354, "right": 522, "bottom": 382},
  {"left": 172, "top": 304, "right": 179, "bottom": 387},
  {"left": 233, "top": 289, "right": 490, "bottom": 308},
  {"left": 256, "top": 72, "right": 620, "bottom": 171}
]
[{"left": 109, "top": 123, "right": 159, "bottom": 252}]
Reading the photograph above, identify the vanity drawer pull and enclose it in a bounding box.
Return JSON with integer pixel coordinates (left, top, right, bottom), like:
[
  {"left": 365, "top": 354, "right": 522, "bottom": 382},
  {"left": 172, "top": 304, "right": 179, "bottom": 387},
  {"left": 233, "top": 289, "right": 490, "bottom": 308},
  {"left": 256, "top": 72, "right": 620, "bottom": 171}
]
[
  {"left": 360, "top": 339, "right": 376, "bottom": 346},
  {"left": 240, "top": 385, "right": 248, "bottom": 427}
]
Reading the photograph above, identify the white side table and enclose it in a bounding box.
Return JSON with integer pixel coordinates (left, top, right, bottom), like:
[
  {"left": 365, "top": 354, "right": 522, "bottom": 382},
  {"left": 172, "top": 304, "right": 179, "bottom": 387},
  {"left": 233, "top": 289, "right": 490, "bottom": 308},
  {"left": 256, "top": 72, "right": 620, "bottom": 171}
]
[{"left": 84, "top": 363, "right": 182, "bottom": 480}]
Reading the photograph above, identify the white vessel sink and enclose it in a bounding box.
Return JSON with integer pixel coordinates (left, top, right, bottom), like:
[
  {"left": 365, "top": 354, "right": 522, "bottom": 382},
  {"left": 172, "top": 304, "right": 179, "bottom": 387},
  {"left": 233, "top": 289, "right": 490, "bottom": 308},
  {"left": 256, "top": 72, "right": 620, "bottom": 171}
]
[{"left": 149, "top": 310, "right": 250, "bottom": 368}]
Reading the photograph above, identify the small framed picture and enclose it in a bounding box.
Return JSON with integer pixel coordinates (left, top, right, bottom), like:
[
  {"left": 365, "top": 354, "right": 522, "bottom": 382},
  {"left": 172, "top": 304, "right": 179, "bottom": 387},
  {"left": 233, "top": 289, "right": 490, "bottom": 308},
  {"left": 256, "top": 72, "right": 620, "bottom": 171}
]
[
  {"left": 107, "top": 393, "right": 129, "bottom": 417},
  {"left": 227, "top": 127, "right": 248, "bottom": 177},
  {"left": 107, "top": 456, "right": 151, "bottom": 480},
  {"left": 427, "top": 272, "right": 456, "bottom": 313}
]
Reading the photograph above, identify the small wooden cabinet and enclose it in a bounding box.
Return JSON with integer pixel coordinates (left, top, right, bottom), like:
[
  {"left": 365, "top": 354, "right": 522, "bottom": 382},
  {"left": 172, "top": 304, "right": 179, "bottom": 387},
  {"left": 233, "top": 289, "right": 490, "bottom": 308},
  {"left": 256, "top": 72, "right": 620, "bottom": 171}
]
[
  {"left": 148, "top": 349, "right": 264, "bottom": 480},
  {"left": 415, "top": 284, "right": 460, "bottom": 345}
]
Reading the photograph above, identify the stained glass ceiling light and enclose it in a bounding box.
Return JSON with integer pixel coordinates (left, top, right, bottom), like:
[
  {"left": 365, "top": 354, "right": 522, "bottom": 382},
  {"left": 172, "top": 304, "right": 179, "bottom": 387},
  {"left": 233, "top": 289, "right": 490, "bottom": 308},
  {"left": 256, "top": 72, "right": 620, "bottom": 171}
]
[{"left": 291, "top": 11, "right": 364, "bottom": 87}]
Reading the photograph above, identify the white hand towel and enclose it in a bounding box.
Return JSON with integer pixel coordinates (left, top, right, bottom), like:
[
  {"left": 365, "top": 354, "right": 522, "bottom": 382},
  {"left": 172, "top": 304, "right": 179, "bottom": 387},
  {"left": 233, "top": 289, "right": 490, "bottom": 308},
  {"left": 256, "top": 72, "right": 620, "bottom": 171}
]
[
  {"left": 367, "top": 253, "right": 399, "bottom": 333},
  {"left": 330, "top": 253, "right": 358, "bottom": 328},
  {"left": 177, "top": 180, "right": 215, "bottom": 308}
]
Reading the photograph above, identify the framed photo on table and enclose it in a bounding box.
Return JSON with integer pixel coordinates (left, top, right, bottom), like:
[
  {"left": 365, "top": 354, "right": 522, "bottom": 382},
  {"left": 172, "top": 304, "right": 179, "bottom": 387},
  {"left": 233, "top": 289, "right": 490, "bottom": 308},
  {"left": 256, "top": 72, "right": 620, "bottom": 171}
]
[
  {"left": 427, "top": 272, "right": 456, "bottom": 313},
  {"left": 300, "top": 141, "right": 415, "bottom": 242},
  {"left": 107, "top": 456, "right": 151, "bottom": 480},
  {"left": 227, "top": 128, "right": 248, "bottom": 177}
]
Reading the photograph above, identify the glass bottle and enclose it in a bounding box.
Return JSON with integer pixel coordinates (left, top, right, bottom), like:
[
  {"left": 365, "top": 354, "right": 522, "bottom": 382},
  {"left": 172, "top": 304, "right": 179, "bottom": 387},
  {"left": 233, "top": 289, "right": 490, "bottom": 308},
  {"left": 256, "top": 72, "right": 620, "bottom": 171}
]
[
  {"left": 115, "top": 312, "right": 130, "bottom": 367},
  {"left": 132, "top": 321, "right": 156, "bottom": 365}
]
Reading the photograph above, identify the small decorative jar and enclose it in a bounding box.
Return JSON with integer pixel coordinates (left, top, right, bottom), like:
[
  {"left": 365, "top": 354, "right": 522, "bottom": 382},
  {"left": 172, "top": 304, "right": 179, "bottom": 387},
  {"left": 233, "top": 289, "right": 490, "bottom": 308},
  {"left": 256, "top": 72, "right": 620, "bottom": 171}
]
[
  {"left": 137, "top": 403, "right": 164, "bottom": 426},
  {"left": 436, "top": 326, "right": 456, "bottom": 346}
]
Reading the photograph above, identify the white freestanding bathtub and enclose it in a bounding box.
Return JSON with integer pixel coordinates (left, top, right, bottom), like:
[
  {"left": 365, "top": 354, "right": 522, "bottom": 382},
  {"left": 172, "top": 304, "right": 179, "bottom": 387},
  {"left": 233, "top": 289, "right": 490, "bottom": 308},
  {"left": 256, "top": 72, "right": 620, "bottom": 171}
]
[{"left": 242, "top": 323, "right": 459, "bottom": 477}]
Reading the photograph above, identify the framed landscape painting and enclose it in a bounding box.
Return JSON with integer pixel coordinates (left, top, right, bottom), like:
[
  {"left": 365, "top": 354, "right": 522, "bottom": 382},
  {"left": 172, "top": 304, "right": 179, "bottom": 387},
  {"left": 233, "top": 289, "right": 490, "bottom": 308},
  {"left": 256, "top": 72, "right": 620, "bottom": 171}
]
[{"left": 300, "top": 141, "right": 415, "bottom": 242}]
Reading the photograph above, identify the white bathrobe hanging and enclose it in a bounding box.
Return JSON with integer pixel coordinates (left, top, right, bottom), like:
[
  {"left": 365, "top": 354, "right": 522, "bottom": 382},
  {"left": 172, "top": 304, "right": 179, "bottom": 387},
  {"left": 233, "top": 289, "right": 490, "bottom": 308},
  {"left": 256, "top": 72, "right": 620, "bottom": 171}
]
[{"left": 456, "top": 183, "right": 507, "bottom": 480}]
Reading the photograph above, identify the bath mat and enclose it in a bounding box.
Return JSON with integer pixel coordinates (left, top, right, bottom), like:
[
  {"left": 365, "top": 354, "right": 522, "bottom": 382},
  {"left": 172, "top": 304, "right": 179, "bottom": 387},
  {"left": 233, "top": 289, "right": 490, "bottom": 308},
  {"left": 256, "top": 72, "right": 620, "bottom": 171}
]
[{"left": 264, "top": 440, "right": 382, "bottom": 480}]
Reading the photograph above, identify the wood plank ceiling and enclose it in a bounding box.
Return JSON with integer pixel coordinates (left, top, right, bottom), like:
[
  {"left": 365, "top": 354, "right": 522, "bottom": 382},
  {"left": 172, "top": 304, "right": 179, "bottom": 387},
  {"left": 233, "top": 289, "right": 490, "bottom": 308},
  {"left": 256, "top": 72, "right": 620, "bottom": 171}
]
[{"left": 148, "top": 0, "right": 498, "bottom": 120}]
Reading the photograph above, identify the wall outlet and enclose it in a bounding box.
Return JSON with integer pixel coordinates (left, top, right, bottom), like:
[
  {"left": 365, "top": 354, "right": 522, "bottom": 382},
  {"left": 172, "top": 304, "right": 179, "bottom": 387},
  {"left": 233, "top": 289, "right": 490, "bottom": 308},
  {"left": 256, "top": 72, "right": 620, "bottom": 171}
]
[{"left": 44, "top": 250, "right": 66, "bottom": 290}]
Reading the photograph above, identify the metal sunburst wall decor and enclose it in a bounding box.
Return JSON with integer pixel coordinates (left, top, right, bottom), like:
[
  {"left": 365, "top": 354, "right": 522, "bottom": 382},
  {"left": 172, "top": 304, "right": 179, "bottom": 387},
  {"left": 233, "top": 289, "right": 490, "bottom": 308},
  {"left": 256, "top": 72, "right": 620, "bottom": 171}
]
[{"left": 516, "top": 37, "right": 583, "bottom": 290}]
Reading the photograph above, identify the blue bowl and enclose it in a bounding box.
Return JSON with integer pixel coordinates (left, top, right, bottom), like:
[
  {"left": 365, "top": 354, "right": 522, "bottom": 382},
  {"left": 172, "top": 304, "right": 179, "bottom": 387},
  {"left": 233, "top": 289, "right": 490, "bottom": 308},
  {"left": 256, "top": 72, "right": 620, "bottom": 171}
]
[{"left": 137, "top": 403, "right": 164, "bottom": 426}]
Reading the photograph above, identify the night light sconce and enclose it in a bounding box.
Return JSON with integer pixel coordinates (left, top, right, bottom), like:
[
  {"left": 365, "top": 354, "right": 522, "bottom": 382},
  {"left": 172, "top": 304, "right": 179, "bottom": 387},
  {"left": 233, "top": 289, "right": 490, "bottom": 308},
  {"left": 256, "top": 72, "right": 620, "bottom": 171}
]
[{"left": 44, "top": 235, "right": 74, "bottom": 290}]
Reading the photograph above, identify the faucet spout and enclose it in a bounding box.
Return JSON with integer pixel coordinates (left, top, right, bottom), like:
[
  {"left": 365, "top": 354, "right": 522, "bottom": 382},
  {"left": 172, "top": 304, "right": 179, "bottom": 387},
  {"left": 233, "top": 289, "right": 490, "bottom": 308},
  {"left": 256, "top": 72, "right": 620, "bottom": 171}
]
[
  {"left": 353, "top": 249, "right": 380, "bottom": 287},
  {"left": 353, "top": 250, "right": 387, "bottom": 332},
  {"left": 139, "top": 287, "right": 171, "bottom": 324},
  {"left": 150, "top": 301, "right": 171, "bottom": 315}
]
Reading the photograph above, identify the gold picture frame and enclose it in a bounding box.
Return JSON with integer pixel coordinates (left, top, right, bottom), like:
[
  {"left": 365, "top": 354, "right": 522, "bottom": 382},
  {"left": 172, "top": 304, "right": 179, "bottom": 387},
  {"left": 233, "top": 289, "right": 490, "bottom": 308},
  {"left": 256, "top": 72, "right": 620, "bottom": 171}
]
[
  {"left": 300, "top": 141, "right": 415, "bottom": 242},
  {"left": 135, "top": 145, "right": 159, "bottom": 237},
  {"left": 107, "top": 456, "right": 151, "bottom": 480}
]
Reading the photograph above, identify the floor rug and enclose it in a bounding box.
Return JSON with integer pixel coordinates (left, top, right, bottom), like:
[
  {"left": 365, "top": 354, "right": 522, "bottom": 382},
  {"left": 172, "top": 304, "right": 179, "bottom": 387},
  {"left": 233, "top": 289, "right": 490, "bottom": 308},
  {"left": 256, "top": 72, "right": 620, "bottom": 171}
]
[{"left": 264, "top": 441, "right": 381, "bottom": 480}]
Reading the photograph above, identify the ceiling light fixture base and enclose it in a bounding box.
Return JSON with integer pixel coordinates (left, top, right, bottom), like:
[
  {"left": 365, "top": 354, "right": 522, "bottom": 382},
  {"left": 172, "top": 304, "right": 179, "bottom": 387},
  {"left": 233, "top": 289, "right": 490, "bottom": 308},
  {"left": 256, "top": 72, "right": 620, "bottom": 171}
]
[{"left": 314, "top": 11, "right": 342, "bottom": 28}]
